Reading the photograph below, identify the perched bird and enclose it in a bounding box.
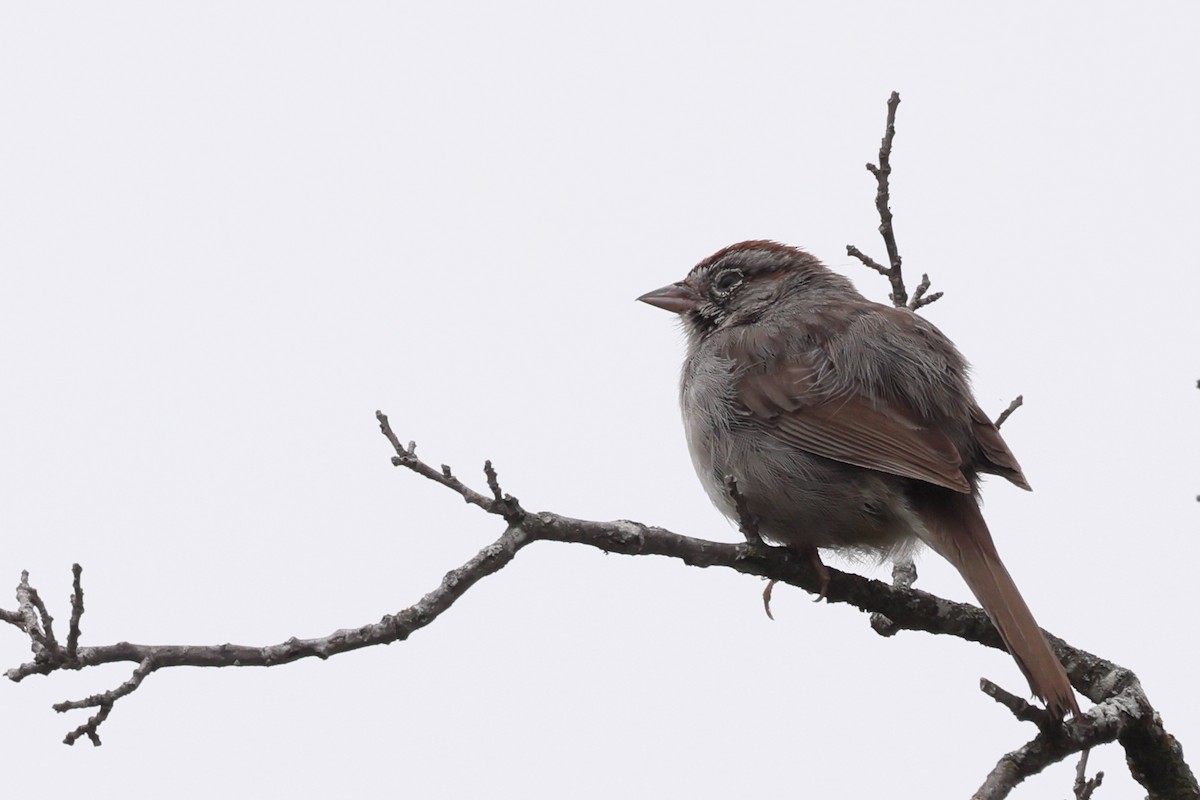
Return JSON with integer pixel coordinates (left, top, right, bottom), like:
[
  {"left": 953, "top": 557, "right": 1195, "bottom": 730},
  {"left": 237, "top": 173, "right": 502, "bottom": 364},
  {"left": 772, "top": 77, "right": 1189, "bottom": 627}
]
[{"left": 638, "top": 240, "right": 1078, "bottom": 718}]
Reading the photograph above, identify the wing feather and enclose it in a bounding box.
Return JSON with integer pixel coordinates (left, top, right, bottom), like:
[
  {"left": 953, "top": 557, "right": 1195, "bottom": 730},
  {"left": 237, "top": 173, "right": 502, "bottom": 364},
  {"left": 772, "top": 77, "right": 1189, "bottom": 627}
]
[{"left": 735, "top": 355, "right": 973, "bottom": 493}]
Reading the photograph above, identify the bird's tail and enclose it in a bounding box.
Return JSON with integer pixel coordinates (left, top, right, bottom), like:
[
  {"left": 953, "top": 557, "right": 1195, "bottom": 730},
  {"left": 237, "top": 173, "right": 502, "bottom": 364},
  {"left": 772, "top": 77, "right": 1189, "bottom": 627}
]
[{"left": 913, "top": 490, "right": 1079, "bottom": 718}]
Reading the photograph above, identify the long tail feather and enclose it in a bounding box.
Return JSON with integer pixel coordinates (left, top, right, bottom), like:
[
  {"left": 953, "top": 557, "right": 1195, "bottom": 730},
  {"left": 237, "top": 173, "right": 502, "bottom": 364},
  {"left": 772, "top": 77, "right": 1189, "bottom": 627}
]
[{"left": 913, "top": 490, "right": 1079, "bottom": 718}]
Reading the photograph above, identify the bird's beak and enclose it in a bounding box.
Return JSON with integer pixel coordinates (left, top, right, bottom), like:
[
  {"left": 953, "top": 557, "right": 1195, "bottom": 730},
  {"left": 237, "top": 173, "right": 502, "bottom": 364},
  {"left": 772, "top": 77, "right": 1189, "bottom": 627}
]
[{"left": 637, "top": 281, "right": 700, "bottom": 314}]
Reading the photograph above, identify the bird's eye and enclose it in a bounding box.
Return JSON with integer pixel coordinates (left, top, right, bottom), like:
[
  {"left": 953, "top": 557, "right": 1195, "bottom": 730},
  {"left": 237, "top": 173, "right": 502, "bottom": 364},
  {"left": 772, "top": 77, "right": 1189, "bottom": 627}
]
[{"left": 713, "top": 269, "right": 742, "bottom": 293}]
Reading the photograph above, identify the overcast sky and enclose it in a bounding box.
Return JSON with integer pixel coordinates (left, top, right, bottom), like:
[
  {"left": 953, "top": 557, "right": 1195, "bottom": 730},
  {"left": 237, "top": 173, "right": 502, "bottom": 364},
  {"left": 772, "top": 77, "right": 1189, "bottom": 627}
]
[{"left": 2, "top": 3, "right": 1197, "bottom": 797}]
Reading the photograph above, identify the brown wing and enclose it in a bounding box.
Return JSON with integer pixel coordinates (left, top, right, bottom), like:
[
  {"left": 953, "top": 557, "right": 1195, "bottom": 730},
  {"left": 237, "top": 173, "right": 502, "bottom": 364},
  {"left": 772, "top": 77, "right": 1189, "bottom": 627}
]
[
  {"left": 736, "top": 358, "right": 973, "bottom": 494},
  {"left": 969, "top": 404, "right": 1032, "bottom": 490}
]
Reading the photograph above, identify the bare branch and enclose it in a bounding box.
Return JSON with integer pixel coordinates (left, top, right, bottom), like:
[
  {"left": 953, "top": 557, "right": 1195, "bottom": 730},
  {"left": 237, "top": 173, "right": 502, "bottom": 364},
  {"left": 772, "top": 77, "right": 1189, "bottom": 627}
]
[
  {"left": 6, "top": 520, "right": 534, "bottom": 742},
  {"left": 1117, "top": 683, "right": 1200, "bottom": 800},
  {"left": 974, "top": 719, "right": 1106, "bottom": 800},
  {"left": 3, "top": 421, "right": 1196, "bottom": 798},
  {"left": 376, "top": 411, "right": 525, "bottom": 523},
  {"left": 908, "top": 273, "right": 943, "bottom": 310},
  {"left": 66, "top": 563, "right": 83, "bottom": 660},
  {"left": 872, "top": 90, "right": 903, "bottom": 283},
  {"left": 1074, "top": 751, "right": 1104, "bottom": 800},
  {"left": 973, "top": 670, "right": 1196, "bottom": 799},
  {"left": 981, "top": 677, "right": 1055, "bottom": 728},
  {"left": 55, "top": 657, "right": 157, "bottom": 745},
  {"left": 995, "top": 395, "right": 1025, "bottom": 429},
  {"left": 16, "top": 571, "right": 51, "bottom": 656},
  {"left": 378, "top": 427, "right": 1198, "bottom": 798},
  {"left": 27, "top": 586, "right": 58, "bottom": 650},
  {"left": 846, "top": 244, "right": 889, "bottom": 276},
  {"left": 484, "top": 460, "right": 503, "bottom": 503},
  {"left": 847, "top": 91, "right": 914, "bottom": 308},
  {"left": 870, "top": 556, "right": 918, "bottom": 636}
]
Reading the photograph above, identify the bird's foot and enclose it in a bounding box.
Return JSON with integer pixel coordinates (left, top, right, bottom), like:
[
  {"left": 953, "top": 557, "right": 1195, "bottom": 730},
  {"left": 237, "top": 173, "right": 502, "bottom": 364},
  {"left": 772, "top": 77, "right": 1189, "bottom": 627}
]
[{"left": 762, "top": 580, "right": 777, "bottom": 620}]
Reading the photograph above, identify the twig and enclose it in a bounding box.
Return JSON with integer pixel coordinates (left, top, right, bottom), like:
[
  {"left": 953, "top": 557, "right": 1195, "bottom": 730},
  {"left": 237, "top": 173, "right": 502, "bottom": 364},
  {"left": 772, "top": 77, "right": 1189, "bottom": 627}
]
[
  {"left": 908, "top": 273, "right": 943, "bottom": 310},
  {"left": 870, "top": 556, "right": 918, "bottom": 636},
  {"left": 845, "top": 94, "right": 945, "bottom": 312},
  {"left": 15, "top": 571, "right": 51, "bottom": 656},
  {"left": 1074, "top": 750, "right": 1104, "bottom": 800},
  {"left": 376, "top": 410, "right": 524, "bottom": 523},
  {"left": 846, "top": 244, "right": 888, "bottom": 276},
  {"left": 981, "top": 678, "right": 1054, "bottom": 728},
  {"left": 847, "top": 91, "right": 913, "bottom": 308},
  {"left": 66, "top": 563, "right": 84, "bottom": 659},
  {"left": 995, "top": 395, "right": 1024, "bottom": 429},
  {"left": 484, "top": 460, "right": 503, "bottom": 502},
  {"left": 27, "top": 586, "right": 58, "bottom": 649},
  {"left": 55, "top": 657, "right": 157, "bottom": 745}
]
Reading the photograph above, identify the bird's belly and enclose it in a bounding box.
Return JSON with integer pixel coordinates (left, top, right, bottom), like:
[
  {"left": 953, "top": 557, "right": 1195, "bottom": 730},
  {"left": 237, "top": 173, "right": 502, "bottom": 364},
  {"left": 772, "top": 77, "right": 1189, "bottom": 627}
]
[{"left": 686, "top": 417, "right": 916, "bottom": 556}]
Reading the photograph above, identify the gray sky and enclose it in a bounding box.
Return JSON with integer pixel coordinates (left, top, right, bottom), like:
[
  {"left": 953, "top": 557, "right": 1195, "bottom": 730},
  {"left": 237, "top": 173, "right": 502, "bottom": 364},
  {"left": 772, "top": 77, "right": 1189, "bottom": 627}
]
[{"left": 2, "top": 3, "right": 1197, "bottom": 797}]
